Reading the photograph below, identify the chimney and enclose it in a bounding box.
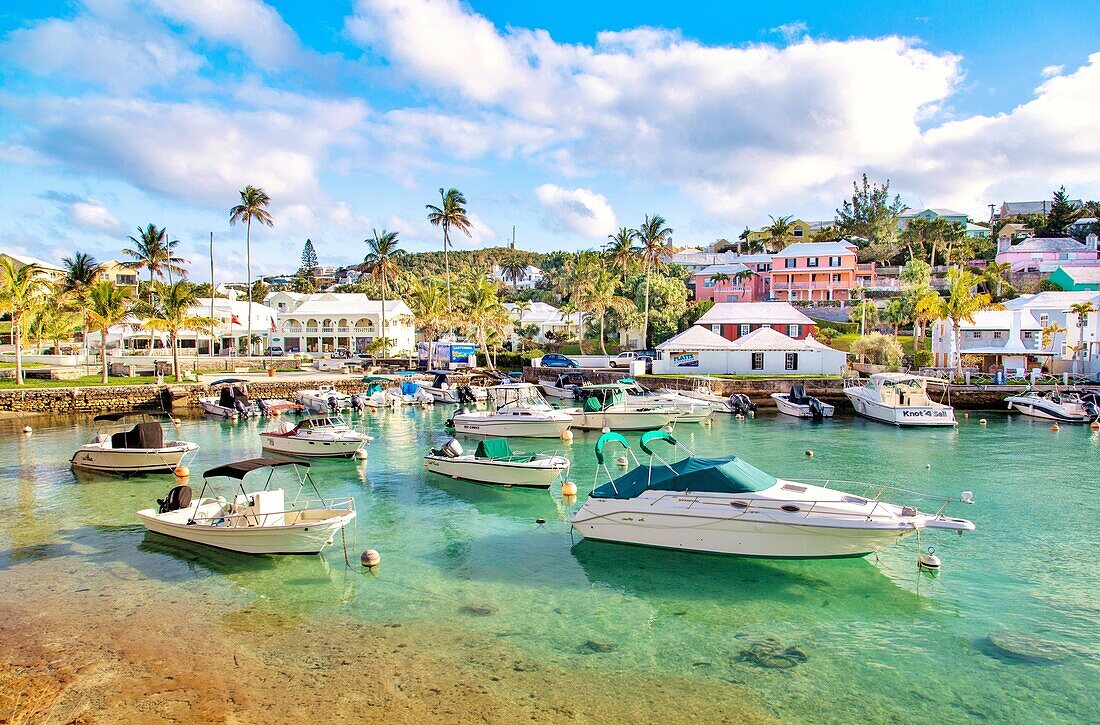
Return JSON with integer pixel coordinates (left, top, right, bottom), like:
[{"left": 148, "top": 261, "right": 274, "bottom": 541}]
[
  {"left": 1087, "top": 233, "right": 1098, "bottom": 252},
  {"left": 997, "top": 235, "right": 1011, "bottom": 255}
]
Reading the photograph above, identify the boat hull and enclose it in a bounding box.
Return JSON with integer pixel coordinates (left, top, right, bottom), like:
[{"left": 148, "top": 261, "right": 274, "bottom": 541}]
[
  {"left": 451, "top": 416, "right": 571, "bottom": 438},
  {"left": 568, "top": 409, "right": 676, "bottom": 431},
  {"left": 538, "top": 383, "right": 576, "bottom": 400},
  {"left": 70, "top": 444, "right": 197, "bottom": 474},
  {"left": 136, "top": 509, "right": 354, "bottom": 555},
  {"left": 259, "top": 435, "right": 366, "bottom": 458},
  {"left": 199, "top": 400, "right": 257, "bottom": 418},
  {"left": 844, "top": 391, "right": 956, "bottom": 426},
  {"left": 771, "top": 394, "right": 835, "bottom": 418},
  {"left": 424, "top": 455, "right": 566, "bottom": 488},
  {"left": 1005, "top": 397, "right": 1095, "bottom": 423}
]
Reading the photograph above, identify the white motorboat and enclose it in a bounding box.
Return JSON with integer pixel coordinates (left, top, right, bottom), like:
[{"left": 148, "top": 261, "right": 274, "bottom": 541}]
[
  {"left": 447, "top": 383, "right": 573, "bottom": 438},
  {"left": 259, "top": 415, "right": 373, "bottom": 458},
  {"left": 567, "top": 384, "right": 680, "bottom": 431},
  {"left": 137, "top": 458, "right": 355, "bottom": 555},
  {"left": 71, "top": 411, "right": 198, "bottom": 475},
  {"left": 424, "top": 438, "right": 569, "bottom": 489},
  {"left": 296, "top": 384, "right": 353, "bottom": 413},
  {"left": 571, "top": 430, "right": 976, "bottom": 558},
  {"left": 538, "top": 372, "right": 591, "bottom": 400},
  {"left": 771, "top": 385, "right": 834, "bottom": 420},
  {"left": 419, "top": 371, "right": 486, "bottom": 404},
  {"left": 659, "top": 378, "right": 757, "bottom": 415},
  {"left": 1005, "top": 387, "right": 1100, "bottom": 423},
  {"left": 198, "top": 378, "right": 259, "bottom": 418},
  {"left": 615, "top": 379, "right": 716, "bottom": 423},
  {"left": 843, "top": 373, "right": 956, "bottom": 427}
]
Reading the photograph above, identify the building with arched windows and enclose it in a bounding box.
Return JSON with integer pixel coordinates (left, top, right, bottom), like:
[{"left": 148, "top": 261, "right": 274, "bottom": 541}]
[{"left": 265, "top": 292, "right": 415, "bottom": 355}]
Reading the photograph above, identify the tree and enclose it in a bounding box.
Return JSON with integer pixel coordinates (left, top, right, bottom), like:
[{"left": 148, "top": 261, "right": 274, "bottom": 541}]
[
  {"left": 85, "top": 280, "right": 132, "bottom": 384},
  {"left": 0, "top": 259, "right": 51, "bottom": 384},
  {"left": 139, "top": 281, "right": 217, "bottom": 381},
  {"left": 710, "top": 271, "right": 730, "bottom": 286},
  {"left": 604, "top": 227, "right": 639, "bottom": 280},
  {"left": 635, "top": 214, "right": 673, "bottom": 348},
  {"left": 363, "top": 229, "right": 405, "bottom": 358},
  {"left": 61, "top": 251, "right": 104, "bottom": 358},
  {"left": 1036, "top": 186, "right": 1082, "bottom": 237},
  {"left": 459, "top": 277, "right": 509, "bottom": 370},
  {"left": 880, "top": 298, "right": 910, "bottom": 339},
  {"left": 408, "top": 280, "right": 448, "bottom": 341},
  {"left": 835, "top": 174, "right": 905, "bottom": 262},
  {"left": 914, "top": 266, "right": 998, "bottom": 377},
  {"left": 900, "top": 258, "right": 938, "bottom": 357},
  {"left": 298, "top": 239, "right": 319, "bottom": 290},
  {"left": 425, "top": 188, "right": 473, "bottom": 320},
  {"left": 499, "top": 255, "right": 528, "bottom": 287},
  {"left": 1041, "top": 322, "right": 1066, "bottom": 350},
  {"left": 898, "top": 216, "right": 966, "bottom": 266},
  {"left": 850, "top": 332, "right": 904, "bottom": 368},
  {"left": 229, "top": 185, "right": 274, "bottom": 356},
  {"left": 586, "top": 268, "right": 635, "bottom": 355},
  {"left": 763, "top": 215, "right": 796, "bottom": 252},
  {"left": 849, "top": 298, "right": 879, "bottom": 331},
  {"left": 122, "top": 223, "right": 188, "bottom": 352},
  {"left": 1068, "top": 301, "right": 1096, "bottom": 374},
  {"left": 978, "top": 261, "right": 1015, "bottom": 301},
  {"left": 554, "top": 252, "right": 601, "bottom": 353}
]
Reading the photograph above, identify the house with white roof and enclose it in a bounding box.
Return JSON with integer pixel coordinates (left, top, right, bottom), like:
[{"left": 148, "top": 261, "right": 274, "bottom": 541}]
[
  {"left": 492, "top": 264, "right": 544, "bottom": 290},
  {"left": 266, "top": 292, "right": 415, "bottom": 355},
  {"left": 1002, "top": 291, "right": 1100, "bottom": 375},
  {"left": 695, "top": 302, "right": 816, "bottom": 342},
  {"left": 931, "top": 308, "right": 1052, "bottom": 373},
  {"left": 652, "top": 324, "right": 846, "bottom": 375},
  {"left": 503, "top": 302, "right": 584, "bottom": 344},
  {"left": 995, "top": 235, "right": 1099, "bottom": 272},
  {"left": 0, "top": 251, "right": 65, "bottom": 283}
]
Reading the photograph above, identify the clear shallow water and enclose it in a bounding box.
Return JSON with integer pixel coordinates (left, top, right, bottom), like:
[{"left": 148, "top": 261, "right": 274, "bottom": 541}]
[{"left": 1, "top": 407, "right": 1098, "bottom": 722}]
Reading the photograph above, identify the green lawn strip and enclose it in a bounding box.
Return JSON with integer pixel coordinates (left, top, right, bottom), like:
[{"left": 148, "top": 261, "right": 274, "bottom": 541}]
[{"left": 0, "top": 375, "right": 161, "bottom": 389}]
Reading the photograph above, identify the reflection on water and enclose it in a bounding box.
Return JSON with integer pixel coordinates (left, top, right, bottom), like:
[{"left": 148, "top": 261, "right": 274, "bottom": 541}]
[{"left": 0, "top": 407, "right": 1097, "bottom": 722}]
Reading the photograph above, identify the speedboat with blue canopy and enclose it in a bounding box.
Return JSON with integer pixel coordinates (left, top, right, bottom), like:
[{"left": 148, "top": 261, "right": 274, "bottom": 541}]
[{"left": 571, "top": 430, "right": 976, "bottom": 559}]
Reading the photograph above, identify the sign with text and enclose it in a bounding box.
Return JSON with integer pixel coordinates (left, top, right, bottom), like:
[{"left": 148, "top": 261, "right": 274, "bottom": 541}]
[{"left": 671, "top": 351, "right": 699, "bottom": 367}]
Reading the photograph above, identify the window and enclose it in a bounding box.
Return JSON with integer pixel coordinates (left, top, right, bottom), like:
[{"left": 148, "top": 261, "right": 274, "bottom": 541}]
[
  {"left": 710, "top": 324, "right": 721, "bottom": 334},
  {"left": 739, "top": 324, "right": 750, "bottom": 337},
  {"left": 968, "top": 331, "right": 982, "bottom": 339},
  {"left": 829, "top": 256, "right": 841, "bottom": 267},
  {"left": 993, "top": 331, "right": 1003, "bottom": 339},
  {"left": 757, "top": 263, "right": 767, "bottom": 272},
  {"left": 793, "top": 227, "right": 804, "bottom": 237},
  {"left": 752, "top": 352, "right": 764, "bottom": 370},
  {"left": 831, "top": 273, "right": 842, "bottom": 283},
  {"left": 1023, "top": 330, "right": 1035, "bottom": 340},
  {"left": 785, "top": 353, "right": 798, "bottom": 370},
  {"left": 1039, "top": 313, "right": 1049, "bottom": 327},
  {"left": 788, "top": 324, "right": 801, "bottom": 337},
  {"left": 785, "top": 258, "right": 797, "bottom": 269},
  {"left": 703, "top": 278, "right": 715, "bottom": 287},
  {"left": 807, "top": 257, "right": 819, "bottom": 267}
]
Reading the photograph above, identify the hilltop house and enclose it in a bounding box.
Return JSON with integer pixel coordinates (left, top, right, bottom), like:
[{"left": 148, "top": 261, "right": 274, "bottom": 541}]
[
  {"left": 995, "top": 199, "right": 1082, "bottom": 220},
  {"left": 266, "top": 292, "right": 415, "bottom": 355},
  {"left": 1048, "top": 266, "right": 1100, "bottom": 291},
  {"left": 502, "top": 302, "right": 583, "bottom": 345},
  {"left": 745, "top": 219, "right": 813, "bottom": 249},
  {"left": 0, "top": 251, "right": 65, "bottom": 283},
  {"left": 899, "top": 208, "right": 990, "bottom": 239},
  {"left": 98, "top": 260, "right": 141, "bottom": 294},
  {"left": 693, "top": 258, "right": 771, "bottom": 303},
  {"left": 768, "top": 241, "right": 874, "bottom": 302},
  {"left": 695, "top": 302, "right": 815, "bottom": 342},
  {"left": 492, "top": 264, "right": 544, "bottom": 290},
  {"left": 994, "top": 235, "right": 1099, "bottom": 272}
]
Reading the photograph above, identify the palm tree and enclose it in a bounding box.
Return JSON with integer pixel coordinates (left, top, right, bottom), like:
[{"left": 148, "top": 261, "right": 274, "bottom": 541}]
[
  {"left": 635, "top": 214, "right": 673, "bottom": 348},
  {"left": 915, "top": 267, "right": 998, "bottom": 377},
  {"left": 880, "top": 298, "right": 910, "bottom": 339},
  {"left": 408, "top": 280, "right": 449, "bottom": 342},
  {"left": 605, "top": 228, "right": 639, "bottom": 280},
  {"left": 363, "top": 229, "right": 405, "bottom": 357},
  {"left": 499, "top": 255, "right": 528, "bottom": 287},
  {"left": 229, "top": 185, "right": 274, "bottom": 356},
  {"left": 61, "top": 251, "right": 103, "bottom": 359},
  {"left": 459, "top": 277, "right": 509, "bottom": 370},
  {"left": 122, "top": 223, "right": 188, "bottom": 352},
  {"left": 42, "top": 307, "right": 81, "bottom": 357},
  {"left": 1041, "top": 322, "right": 1066, "bottom": 351},
  {"left": 710, "top": 271, "right": 730, "bottom": 286},
  {"left": 1068, "top": 301, "right": 1096, "bottom": 374},
  {"left": 85, "top": 280, "right": 132, "bottom": 384},
  {"left": 979, "top": 261, "right": 1014, "bottom": 301},
  {"left": 764, "top": 215, "right": 796, "bottom": 252},
  {"left": 140, "top": 281, "right": 217, "bottom": 381},
  {"left": 587, "top": 268, "right": 634, "bottom": 355},
  {"left": 425, "top": 188, "right": 473, "bottom": 319},
  {"left": 737, "top": 226, "right": 752, "bottom": 252},
  {"left": 0, "top": 259, "right": 52, "bottom": 384}
]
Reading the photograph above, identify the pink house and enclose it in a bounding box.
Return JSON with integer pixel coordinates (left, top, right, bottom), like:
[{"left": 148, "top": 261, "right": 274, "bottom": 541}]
[
  {"left": 995, "top": 235, "right": 1099, "bottom": 272},
  {"left": 769, "top": 241, "right": 874, "bottom": 302},
  {"left": 693, "top": 255, "right": 772, "bottom": 302}
]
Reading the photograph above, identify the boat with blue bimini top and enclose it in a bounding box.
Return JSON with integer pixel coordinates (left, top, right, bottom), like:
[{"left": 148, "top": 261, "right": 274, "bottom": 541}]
[
  {"left": 70, "top": 411, "right": 199, "bottom": 475},
  {"left": 571, "top": 430, "right": 976, "bottom": 559},
  {"left": 423, "top": 438, "right": 569, "bottom": 489},
  {"left": 136, "top": 458, "right": 356, "bottom": 555}
]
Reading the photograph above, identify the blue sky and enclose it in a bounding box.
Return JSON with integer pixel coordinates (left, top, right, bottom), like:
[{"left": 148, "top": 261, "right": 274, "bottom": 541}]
[{"left": 2, "top": 0, "right": 1099, "bottom": 281}]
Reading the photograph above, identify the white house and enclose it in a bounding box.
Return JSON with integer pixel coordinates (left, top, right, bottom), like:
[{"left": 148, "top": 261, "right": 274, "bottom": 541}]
[
  {"left": 266, "top": 292, "right": 416, "bottom": 355},
  {"left": 0, "top": 251, "right": 65, "bottom": 283},
  {"left": 931, "top": 308, "right": 1053, "bottom": 374},
  {"left": 1003, "top": 291, "right": 1100, "bottom": 375},
  {"left": 652, "top": 325, "right": 846, "bottom": 375},
  {"left": 503, "top": 302, "right": 584, "bottom": 344},
  {"left": 492, "top": 264, "right": 544, "bottom": 290}
]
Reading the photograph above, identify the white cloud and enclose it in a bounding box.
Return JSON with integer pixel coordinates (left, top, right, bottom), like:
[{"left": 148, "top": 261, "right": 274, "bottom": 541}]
[
  {"left": 70, "top": 200, "right": 125, "bottom": 234},
  {"left": 770, "top": 21, "right": 808, "bottom": 43},
  {"left": 149, "top": 0, "right": 304, "bottom": 70},
  {"left": 535, "top": 184, "right": 617, "bottom": 238},
  {"left": 1041, "top": 64, "right": 1064, "bottom": 78}
]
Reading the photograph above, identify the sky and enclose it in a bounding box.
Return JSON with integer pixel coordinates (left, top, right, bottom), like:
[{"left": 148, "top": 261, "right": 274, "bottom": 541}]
[{"left": 2, "top": 0, "right": 1100, "bottom": 282}]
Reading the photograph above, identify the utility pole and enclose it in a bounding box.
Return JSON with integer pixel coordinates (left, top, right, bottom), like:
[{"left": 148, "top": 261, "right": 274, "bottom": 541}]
[
  {"left": 511, "top": 226, "right": 516, "bottom": 250},
  {"left": 210, "top": 232, "right": 216, "bottom": 357}
]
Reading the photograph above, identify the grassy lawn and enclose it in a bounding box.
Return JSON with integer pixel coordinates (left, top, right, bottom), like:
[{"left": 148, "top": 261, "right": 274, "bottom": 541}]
[
  {"left": 0, "top": 375, "right": 160, "bottom": 389},
  {"left": 829, "top": 334, "right": 929, "bottom": 353},
  {"left": 0, "top": 362, "right": 47, "bottom": 369}
]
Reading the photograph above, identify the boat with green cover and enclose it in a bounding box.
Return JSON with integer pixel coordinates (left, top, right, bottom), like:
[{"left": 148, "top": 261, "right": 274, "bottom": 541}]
[{"left": 423, "top": 437, "right": 569, "bottom": 489}]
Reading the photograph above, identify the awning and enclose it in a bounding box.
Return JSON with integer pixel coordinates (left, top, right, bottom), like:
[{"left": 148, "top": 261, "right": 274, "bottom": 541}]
[{"left": 203, "top": 457, "right": 309, "bottom": 479}]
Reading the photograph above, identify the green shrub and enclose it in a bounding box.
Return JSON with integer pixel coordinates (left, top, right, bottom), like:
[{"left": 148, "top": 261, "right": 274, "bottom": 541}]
[
  {"left": 912, "top": 349, "right": 933, "bottom": 368},
  {"left": 850, "top": 332, "right": 904, "bottom": 367},
  {"left": 1038, "top": 279, "right": 1063, "bottom": 292}
]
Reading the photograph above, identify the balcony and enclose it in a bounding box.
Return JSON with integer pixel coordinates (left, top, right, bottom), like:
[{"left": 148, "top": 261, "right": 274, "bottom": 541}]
[
  {"left": 284, "top": 327, "right": 303, "bottom": 333},
  {"left": 771, "top": 282, "right": 852, "bottom": 291}
]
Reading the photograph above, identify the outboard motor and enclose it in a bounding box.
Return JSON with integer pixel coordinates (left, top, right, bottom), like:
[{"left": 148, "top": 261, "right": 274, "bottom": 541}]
[
  {"left": 157, "top": 484, "right": 192, "bottom": 514},
  {"left": 1084, "top": 400, "right": 1100, "bottom": 422},
  {"left": 256, "top": 398, "right": 270, "bottom": 416},
  {"left": 441, "top": 439, "right": 463, "bottom": 458},
  {"left": 728, "top": 393, "right": 757, "bottom": 415},
  {"left": 808, "top": 397, "right": 825, "bottom": 422},
  {"left": 444, "top": 406, "right": 469, "bottom": 429},
  {"left": 327, "top": 395, "right": 339, "bottom": 411},
  {"left": 234, "top": 399, "right": 249, "bottom": 416},
  {"left": 350, "top": 394, "right": 362, "bottom": 412},
  {"left": 458, "top": 386, "right": 477, "bottom": 404}
]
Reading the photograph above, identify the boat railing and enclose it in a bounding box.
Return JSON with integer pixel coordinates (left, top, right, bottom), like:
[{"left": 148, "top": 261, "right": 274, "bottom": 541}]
[
  {"left": 648, "top": 491, "right": 903, "bottom": 522},
  {"left": 189, "top": 496, "right": 355, "bottom": 528}
]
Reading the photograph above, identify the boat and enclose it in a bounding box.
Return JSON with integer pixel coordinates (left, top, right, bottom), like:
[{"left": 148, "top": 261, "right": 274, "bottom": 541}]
[
  {"left": 843, "top": 373, "right": 956, "bottom": 427},
  {"left": 136, "top": 458, "right": 355, "bottom": 555},
  {"left": 423, "top": 438, "right": 569, "bottom": 489},
  {"left": 570, "top": 430, "right": 976, "bottom": 558},
  {"left": 259, "top": 415, "right": 374, "bottom": 458},
  {"left": 615, "top": 379, "right": 716, "bottom": 422},
  {"left": 567, "top": 384, "right": 680, "bottom": 431},
  {"left": 659, "top": 378, "right": 756, "bottom": 415},
  {"left": 70, "top": 411, "right": 199, "bottom": 475},
  {"left": 419, "top": 371, "right": 485, "bottom": 404},
  {"left": 771, "top": 385, "right": 834, "bottom": 420},
  {"left": 447, "top": 383, "right": 573, "bottom": 438},
  {"left": 1005, "top": 387, "right": 1100, "bottom": 423},
  {"left": 198, "top": 378, "right": 258, "bottom": 418},
  {"left": 296, "top": 384, "right": 353, "bottom": 413},
  {"left": 538, "top": 372, "right": 591, "bottom": 400}
]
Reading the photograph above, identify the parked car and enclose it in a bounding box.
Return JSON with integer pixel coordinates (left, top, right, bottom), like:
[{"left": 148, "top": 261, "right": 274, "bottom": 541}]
[
  {"left": 330, "top": 348, "right": 351, "bottom": 359},
  {"left": 265, "top": 346, "right": 284, "bottom": 357},
  {"left": 540, "top": 353, "right": 579, "bottom": 369},
  {"left": 608, "top": 350, "right": 655, "bottom": 369}
]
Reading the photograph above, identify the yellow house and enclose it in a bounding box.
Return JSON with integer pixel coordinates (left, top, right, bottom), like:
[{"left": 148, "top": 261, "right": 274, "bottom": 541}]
[
  {"left": 0, "top": 251, "right": 65, "bottom": 283},
  {"left": 98, "top": 260, "right": 141, "bottom": 294},
  {"left": 746, "top": 218, "right": 814, "bottom": 249}
]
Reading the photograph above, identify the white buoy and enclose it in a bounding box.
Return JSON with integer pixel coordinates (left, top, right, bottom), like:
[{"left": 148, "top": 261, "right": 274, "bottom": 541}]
[
  {"left": 615, "top": 456, "right": 628, "bottom": 467},
  {"left": 805, "top": 450, "right": 813, "bottom": 458},
  {"left": 979, "top": 418, "right": 987, "bottom": 426},
  {"left": 561, "top": 429, "right": 574, "bottom": 442},
  {"left": 918, "top": 547, "right": 942, "bottom": 572},
  {"left": 736, "top": 413, "right": 744, "bottom": 420},
  {"left": 964, "top": 412, "right": 969, "bottom": 419},
  {"left": 925, "top": 464, "right": 931, "bottom": 469},
  {"left": 22, "top": 425, "right": 32, "bottom": 434},
  {"left": 1051, "top": 423, "right": 1060, "bottom": 432},
  {"left": 174, "top": 466, "right": 190, "bottom": 478},
  {"left": 361, "top": 549, "right": 381, "bottom": 567},
  {"left": 562, "top": 481, "right": 578, "bottom": 496},
  {"left": 173, "top": 417, "right": 182, "bottom": 426},
  {"left": 601, "top": 426, "right": 611, "bottom": 434},
  {"left": 354, "top": 448, "right": 368, "bottom": 460}
]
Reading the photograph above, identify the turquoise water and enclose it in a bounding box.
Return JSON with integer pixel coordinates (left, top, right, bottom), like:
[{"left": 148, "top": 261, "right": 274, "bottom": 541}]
[{"left": 1, "top": 407, "right": 1098, "bottom": 722}]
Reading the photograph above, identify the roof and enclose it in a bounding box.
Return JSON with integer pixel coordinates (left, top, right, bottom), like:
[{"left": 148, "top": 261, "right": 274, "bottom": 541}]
[
  {"left": 729, "top": 326, "right": 838, "bottom": 352},
  {"left": 697, "top": 263, "right": 751, "bottom": 277},
  {"left": 771, "top": 241, "right": 857, "bottom": 258},
  {"left": 0, "top": 251, "right": 64, "bottom": 271},
  {"left": 1002, "top": 200, "right": 1082, "bottom": 215},
  {"left": 204, "top": 457, "right": 308, "bottom": 479},
  {"left": 966, "top": 222, "right": 990, "bottom": 233},
  {"left": 656, "top": 325, "right": 737, "bottom": 350},
  {"left": 958, "top": 309, "right": 1041, "bottom": 330},
  {"left": 281, "top": 294, "right": 410, "bottom": 317},
  {"left": 592, "top": 455, "right": 776, "bottom": 500},
  {"left": 503, "top": 301, "right": 583, "bottom": 326},
  {"left": 1003, "top": 237, "right": 1088, "bottom": 253},
  {"left": 1003, "top": 291, "right": 1100, "bottom": 309},
  {"left": 900, "top": 208, "right": 968, "bottom": 218},
  {"left": 1055, "top": 267, "right": 1100, "bottom": 284},
  {"left": 696, "top": 302, "right": 814, "bottom": 326}
]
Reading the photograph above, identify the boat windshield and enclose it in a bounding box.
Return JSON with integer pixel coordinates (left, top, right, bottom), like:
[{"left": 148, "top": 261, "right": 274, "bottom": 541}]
[{"left": 490, "top": 385, "right": 549, "bottom": 409}]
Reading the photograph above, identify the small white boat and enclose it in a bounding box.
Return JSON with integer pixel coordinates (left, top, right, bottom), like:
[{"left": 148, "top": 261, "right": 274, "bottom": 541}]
[
  {"left": 771, "top": 385, "right": 834, "bottom": 420},
  {"left": 297, "top": 384, "right": 353, "bottom": 413},
  {"left": 616, "top": 379, "right": 716, "bottom": 423},
  {"left": 660, "top": 379, "right": 757, "bottom": 415},
  {"left": 538, "top": 372, "right": 591, "bottom": 400},
  {"left": 571, "top": 430, "right": 976, "bottom": 558},
  {"left": 137, "top": 458, "right": 355, "bottom": 555},
  {"left": 567, "top": 384, "right": 680, "bottom": 431},
  {"left": 1005, "top": 387, "right": 1100, "bottom": 423},
  {"left": 259, "top": 415, "right": 373, "bottom": 458},
  {"left": 844, "top": 373, "right": 956, "bottom": 427},
  {"left": 448, "top": 383, "right": 573, "bottom": 438},
  {"left": 71, "top": 411, "right": 198, "bottom": 475},
  {"left": 424, "top": 438, "right": 569, "bottom": 489},
  {"left": 198, "top": 378, "right": 259, "bottom": 418},
  {"left": 419, "top": 371, "right": 485, "bottom": 404}
]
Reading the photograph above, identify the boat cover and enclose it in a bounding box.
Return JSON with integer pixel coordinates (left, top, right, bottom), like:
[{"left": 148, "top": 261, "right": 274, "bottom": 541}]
[
  {"left": 594, "top": 432, "right": 630, "bottom": 464},
  {"left": 401, "top": 381, "right": 419, "bottom": 396},
  {"left": 592, "top": 455, "right": 776, "bottom": 499},
  {"left": 111, "top": 421, "right": 164, "bottom": 450},
  {"left": 218, "top": 386, "right": 250, "bottom": 408},
  {"left": 474, "top": 439, "right": 534, "bottom": 463}
]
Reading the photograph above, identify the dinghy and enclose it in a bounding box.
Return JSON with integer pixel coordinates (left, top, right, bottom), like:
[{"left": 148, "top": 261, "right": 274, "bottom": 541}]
[
  {"left": 424, "top": 438, "right": 569, "bottom": 489},
  {"left": 260, "top": 415, "right": 373, "bottom": 458}
]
